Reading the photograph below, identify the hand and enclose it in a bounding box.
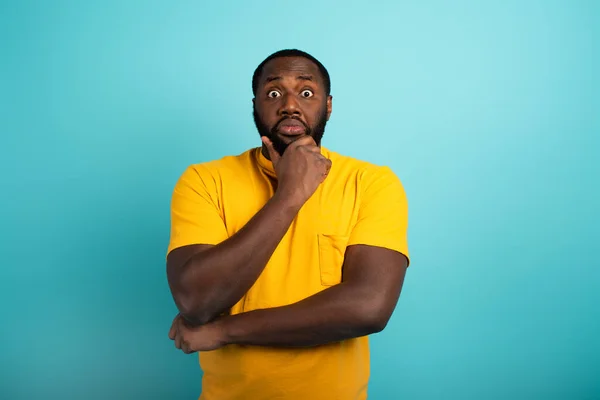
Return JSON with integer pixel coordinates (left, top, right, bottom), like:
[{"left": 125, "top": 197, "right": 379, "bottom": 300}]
[
  {"left": 168, "top": 314, "right": 226, "bottom": 354},
  {"left": 262, "top": 136, "right": 332, "bottom": 206}
]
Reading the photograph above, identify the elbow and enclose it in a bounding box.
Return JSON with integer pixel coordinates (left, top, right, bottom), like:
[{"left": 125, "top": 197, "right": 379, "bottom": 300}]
[
  {"left": 168, "top": 272, "right": 214, "bottom": 325},
  {"left": 364, "top": 314, "right": 389, "bottom": 334},
  {"left": 181, "top": 312, "right": 213, "bottom": 327},
  {"left": 361, "top": 301, "right": 393, "bottom": 334},
  {"left": 172, "top": 292, "right": 214, "bottom": 326}
]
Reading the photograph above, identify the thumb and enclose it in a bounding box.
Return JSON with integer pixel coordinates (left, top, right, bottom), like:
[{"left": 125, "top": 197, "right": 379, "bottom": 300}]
[{"left": 261, "top": 136, "right": 280, "bottom": 166}]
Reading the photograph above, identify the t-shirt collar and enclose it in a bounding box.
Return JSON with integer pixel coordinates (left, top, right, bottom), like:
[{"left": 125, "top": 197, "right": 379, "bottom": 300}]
[
  {"left": 256, "top": 146, "right": 277, "bottom": 178},
  {"left": 254, "top": 145, "right": 328, "bottom": 179}
]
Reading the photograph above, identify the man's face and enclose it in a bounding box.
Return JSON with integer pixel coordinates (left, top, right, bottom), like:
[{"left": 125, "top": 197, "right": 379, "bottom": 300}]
[{"left": 253, "top": 56, "right": 332, "bottom": 157}]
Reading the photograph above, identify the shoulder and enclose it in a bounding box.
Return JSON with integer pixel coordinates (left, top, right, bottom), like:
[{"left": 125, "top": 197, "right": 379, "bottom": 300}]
[
  {"left": 172, "top": 148, "right": 257, "bottom": 196},
  {"left": 177, "top": 148, "right": 256, "bottom": 182},
  {"left": 324, "top": 147, "right": 403, "bottom": 188}
]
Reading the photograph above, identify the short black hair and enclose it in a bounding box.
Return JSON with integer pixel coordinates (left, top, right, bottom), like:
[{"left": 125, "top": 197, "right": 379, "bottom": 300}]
[{"left": 252, "top": 49, "right": 331, "bottom": 97}]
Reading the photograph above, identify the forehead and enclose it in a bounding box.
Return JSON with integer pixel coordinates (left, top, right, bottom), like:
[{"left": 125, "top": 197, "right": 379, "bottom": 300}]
[{"left": 258, "top": 56, "right": 324, "bottom": 87}]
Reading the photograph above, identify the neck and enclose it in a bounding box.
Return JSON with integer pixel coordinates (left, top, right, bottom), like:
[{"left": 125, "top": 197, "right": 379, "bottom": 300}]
[{"left": 260, "top": 145, "right": 271, "bottom": 161}]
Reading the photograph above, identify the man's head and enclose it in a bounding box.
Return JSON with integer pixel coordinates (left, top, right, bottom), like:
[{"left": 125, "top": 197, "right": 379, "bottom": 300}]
[{"left": 252, "top": 49, "right": 332, "bottom": 157}]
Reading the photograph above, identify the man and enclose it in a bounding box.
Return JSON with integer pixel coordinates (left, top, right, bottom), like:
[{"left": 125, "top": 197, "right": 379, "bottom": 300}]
[{"left": 167, "top": 49, "right": 410, "bottom": 400}]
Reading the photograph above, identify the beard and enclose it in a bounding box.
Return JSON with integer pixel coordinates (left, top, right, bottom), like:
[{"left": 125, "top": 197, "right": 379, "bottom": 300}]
[{"left": 253, "top": 105, "right": 328, "bottom": 156}]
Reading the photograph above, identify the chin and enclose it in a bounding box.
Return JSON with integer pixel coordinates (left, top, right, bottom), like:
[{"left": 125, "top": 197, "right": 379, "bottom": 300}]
[{"left": 278, "top": 133, "right": 307, "bottom": 141}]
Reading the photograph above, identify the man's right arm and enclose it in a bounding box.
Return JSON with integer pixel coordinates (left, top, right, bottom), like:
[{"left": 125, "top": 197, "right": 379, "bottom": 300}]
[
  {"left": 167, "top": 136, "right": 331, "bottom": 326},
  {"left": 167, "top": 192, "right": 301, "bottom": 326}
]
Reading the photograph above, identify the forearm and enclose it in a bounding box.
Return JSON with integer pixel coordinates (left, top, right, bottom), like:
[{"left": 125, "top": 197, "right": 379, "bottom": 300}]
[
  {"left": 175, "top": 193, "right": 301, "bottom": 325},
  {"left": 219, "top": 282, "right": 386, "bottom": 348}
]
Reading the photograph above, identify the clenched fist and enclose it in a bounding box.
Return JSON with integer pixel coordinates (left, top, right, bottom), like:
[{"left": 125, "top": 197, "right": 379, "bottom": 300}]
[{"left": 262, "top": 136, "right": 332, "bottom": 207}]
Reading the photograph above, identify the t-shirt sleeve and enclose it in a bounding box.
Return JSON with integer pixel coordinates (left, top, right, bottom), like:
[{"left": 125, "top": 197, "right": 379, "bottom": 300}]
[
  {"left": 167, "top": 165, "right": 229, "bottom": 255},
  {"left": 347, "top": 166, "right": 410, "bottom": 263}
]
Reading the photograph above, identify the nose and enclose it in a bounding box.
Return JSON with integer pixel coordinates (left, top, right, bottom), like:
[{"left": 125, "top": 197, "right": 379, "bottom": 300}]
[{"left": 278, "top": 93, "right": 301, "bottom": 117}]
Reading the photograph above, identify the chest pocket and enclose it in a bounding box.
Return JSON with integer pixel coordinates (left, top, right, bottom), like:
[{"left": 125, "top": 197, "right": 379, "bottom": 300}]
[{"left": 317, "top": 234, "right": 349, "bottom": 286}]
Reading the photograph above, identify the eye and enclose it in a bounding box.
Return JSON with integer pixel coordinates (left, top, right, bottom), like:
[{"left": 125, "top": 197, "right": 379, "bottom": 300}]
[
  {"left": 301, "top": 89, "right": 314, "bottom": 98},
  {"left": 268, "top": 90, "right": 281, "bottom": 98}
]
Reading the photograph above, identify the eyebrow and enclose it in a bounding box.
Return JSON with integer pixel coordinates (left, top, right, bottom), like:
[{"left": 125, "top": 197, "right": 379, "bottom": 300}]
[{"left": 265, "top": 75, "right": 315, "bottom": 83}]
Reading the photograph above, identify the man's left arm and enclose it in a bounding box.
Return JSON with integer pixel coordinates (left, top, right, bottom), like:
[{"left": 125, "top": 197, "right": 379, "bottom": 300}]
[
  {"left": 230, "top": 244, "right": 408, "bottom": 346},
  {"left": 170, "top": 166, "right": 410, "bottom": 352}
]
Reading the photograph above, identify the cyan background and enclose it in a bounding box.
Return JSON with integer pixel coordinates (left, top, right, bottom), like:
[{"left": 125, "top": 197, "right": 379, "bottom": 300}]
[{"left": 1, "top": 1, "right": 598, "bottom": 399}]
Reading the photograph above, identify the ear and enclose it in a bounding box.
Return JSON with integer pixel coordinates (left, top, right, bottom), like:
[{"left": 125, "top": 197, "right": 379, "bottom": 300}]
[{"left": 326, "top": 95, "right": 333, "bottom": 120}]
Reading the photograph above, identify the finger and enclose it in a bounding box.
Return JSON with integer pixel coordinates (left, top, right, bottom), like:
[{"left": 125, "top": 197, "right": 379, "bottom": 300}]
[
  {"left": 261, "top": 136, "right": 280, "bottom": 165},
  {"left": 175, "top": 332, "right": 182, "bottom": 349},
  {"left": 303, "top": 145, "right": 321, "bottom": 153},
  {"left": 182, "top": 341, "right": 192, "bottom": 354},
  {"left": 314, "top": 153, "right": 330, "bottom": 166},
  {"left": 168, "top": 315, "right": 179, "bottom": 340},
  {"left": 293, "top": 136, "right": 317, "bottom": 148},
  {"left": 320, "top": 159, "right": 332, "bottom": 181},
  {"left": 174, "top": 320, "right": 183, "bottom": 349}
]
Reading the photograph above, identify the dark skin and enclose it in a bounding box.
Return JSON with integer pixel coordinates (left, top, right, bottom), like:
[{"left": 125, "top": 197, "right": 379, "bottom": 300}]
[
  {"left": 254, "top": 56, "right": 332, "bottom": 156},
  {"left": 167, "top": 56, "right": 408, "bottom": 353}
]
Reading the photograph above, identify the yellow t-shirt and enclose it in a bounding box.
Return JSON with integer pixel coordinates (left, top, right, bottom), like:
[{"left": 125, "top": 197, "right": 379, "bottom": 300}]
[{"left": 168, "top": 146, "right": 409, "bottom": 400}]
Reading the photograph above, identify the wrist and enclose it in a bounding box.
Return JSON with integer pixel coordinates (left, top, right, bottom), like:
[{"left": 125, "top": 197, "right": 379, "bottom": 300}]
[
  {"left": 271, "top": 191, "right": 304, "bottom": 214},
  {"left": 215, "top": 315, "right": 235, "bottom": 346}
]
